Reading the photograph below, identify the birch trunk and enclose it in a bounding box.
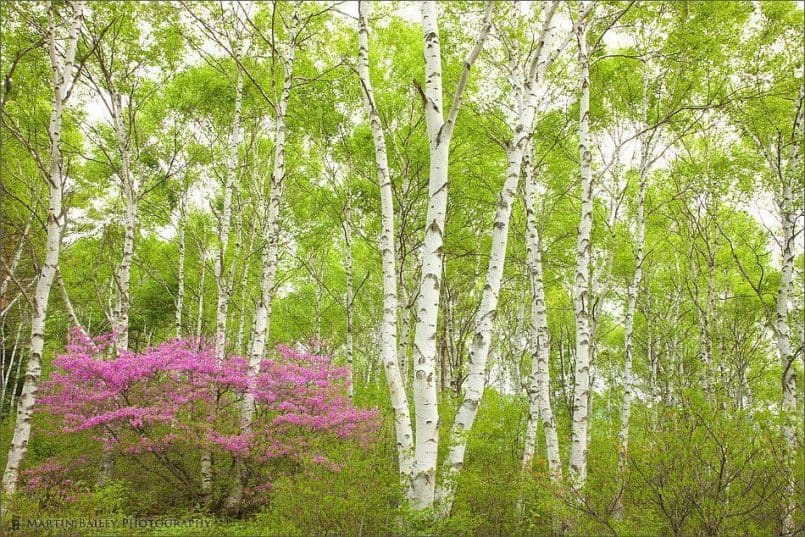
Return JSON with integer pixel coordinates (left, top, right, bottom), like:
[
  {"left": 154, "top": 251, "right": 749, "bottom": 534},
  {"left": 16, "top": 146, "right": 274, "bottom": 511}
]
[
  {"left": 0, "top": 217, "right": 31, "bottom": 315},
  {"left": 7, "top": 347, "right": 24, "bottom": 420},
  {"left": 214, "top": 66, "right": 243, "bottom": 363},
  {"left": 615, "top": 161, "right": 648, "bottom": 515},
  {"left": 1, "top": 320, "right": 23, "bottom": 417},
  {"left": 242, "top": 34, "right": 294, "bottom": 428},
  {"left": 776, "top": 176, "right": 799, "bottom": 537},
  {"left": 437, "top": 5, "right": 569, "bottom": 512},
  {"left": 109, "top": 90, "right": 136, "bottom": 354},
  {"left": 57, "top": 268, "right": 86, "bottom": 337},
  {"left": 176, "top": 186, "right": 187, "bottom": 338},
  {"left": 235, "top": 222, "right": 256, "bottom": 354},
  {"left": 2, "top": 0, "right": 83, "bottom": 498},
  {"left": 195, "top": 252, "right": 207, "bottom": 340},
  {"left": 437, "top": 119, "right": 527, "bottom": 511},
  {"left": 228, "top": 16, "right": 297, "bottom": 512},
  {"left": 522, "top": 145, "right": 562, "bottom": 481},
  {"left": 409, "top": 0, "right": 493, "bottom": 509},
  {"left": 569, "top": 4, "right": 594, "bottom": 490},
  {"left": 343, "top": 186, "right": 354, "bottom": 397},
  {"left": 357, "top": 0, "right": 414, "bottom": 481}
]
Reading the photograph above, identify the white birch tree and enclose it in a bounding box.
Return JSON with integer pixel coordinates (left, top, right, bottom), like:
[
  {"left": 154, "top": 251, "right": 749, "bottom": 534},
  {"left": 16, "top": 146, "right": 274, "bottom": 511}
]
[
  {"left": 408, "top": 0, "right": 493, "bottom": 509},
  {"left": 569, "top": 0, "right": 595, "bottom": 491},
  {"left": 356, "top": 0, "right": 414, "bottom": 481},
  {"left": 2, "top": 0, "right": 84, "bottom": 498}
]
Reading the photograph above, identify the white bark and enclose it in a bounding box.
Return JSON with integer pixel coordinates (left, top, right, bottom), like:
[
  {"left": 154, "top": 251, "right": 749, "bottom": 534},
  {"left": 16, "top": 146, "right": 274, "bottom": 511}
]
[
  {"left": 244, "top": 28, "right": 294, "bottom": 417},
  {"left": 57, "top": 268, "right": 86, "bottom": 337},
  {"left": 408, "top": 0, "right": 493, "bottom": 509},
  {"left": 7, "top": 345, "right": 24, "bottom": 419},
  {"left": 228, "top": 13, "right": 297, "bottom": 512},
  {"left": 569, "top": 3, "right": 594, "bottom": 491},
  {"left": 2, "top": 0, "right": 84, "bottom": 498},
  {"left": 214, "top": 66, "right": 243, "bottom": 363},
  {"left": 235, "top": 221, "right": 255, "bottom": 354},
  {"left": 343, "top": 187, "right": 354, "bottom": 397},
  {"left": 109, "top": 89, "right": 136, "bottom": 354},
  {"left": 616, "top": 158, "right": 647, "bottom": 489},
  {"left": 176, "top": 186, "right": 187, "bottom": 338},
  {"left": 522, "top": 145, "right": 562, "bottom": 481},
  {"left": 357, "top": 0, "right": 414, "bottom": 482},
  {"left": 437, "top": 4, "right": 561, "bottom": 512},
  {"left": 1, "top": 320, "right": 23, "bottom": 416},
  {"left": 0, "top": 217, "right": 31, "bottom": 314},
  {"left": 195, "top": 251, "right": 207, "bottom": 340},
  {"left": 775, "top": 115, "right": 802, "bottom": 535},
  {"left": 616, "top": 74, "right": 654, "bottom": 512}
]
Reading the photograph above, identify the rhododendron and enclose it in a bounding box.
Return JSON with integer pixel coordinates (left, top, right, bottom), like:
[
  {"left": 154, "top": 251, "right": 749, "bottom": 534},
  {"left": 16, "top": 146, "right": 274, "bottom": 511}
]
[{"left": 29, "top": 330, "right": 379, "bottom": 511}]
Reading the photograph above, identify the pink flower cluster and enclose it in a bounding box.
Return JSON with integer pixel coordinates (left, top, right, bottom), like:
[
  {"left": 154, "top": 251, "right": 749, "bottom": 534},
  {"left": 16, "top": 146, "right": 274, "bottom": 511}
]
[
  {"left": 32, "top": 331, "right": 378, "bottom": 492},
  {"left": 22, "top": 455, "right": 87, "bottom": 504}
]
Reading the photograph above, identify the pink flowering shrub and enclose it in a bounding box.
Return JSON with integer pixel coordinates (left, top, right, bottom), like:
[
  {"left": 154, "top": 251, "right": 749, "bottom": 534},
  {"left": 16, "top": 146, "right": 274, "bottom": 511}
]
[
  {"left": 22, "top": 455, "right": 88, "bottom": 508},
  {"left": 31, "top": 330, "right": 378, "bottom": 511}
]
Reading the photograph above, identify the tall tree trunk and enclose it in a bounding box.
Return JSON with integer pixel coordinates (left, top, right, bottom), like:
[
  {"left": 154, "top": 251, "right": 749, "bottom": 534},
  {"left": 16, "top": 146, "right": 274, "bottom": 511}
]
[
  {"left": 438, "top": 5, "right": 574, "bottom": 511},
  {"left": 615, "top": 154, "right": 648, "bottom": 516},
  {"left": 176, "top": 186, "right": 187, "bottom": 338},
  {"left": 343, "top": 185, "right": 354, "bottom": 397},
  {"left": 408, "top": 0, "right": 493, "bottom": 509},
  {"left": 235, "top": 221, "right": 255, "bottom": 354},
  {"left": 214, "top": 66, "right": 243, "bottom": 364},
  {"left": 776, "top": 177, "right": 799, "bottom": 536},
  {"left": 110, "top": 90, "right": 136, "bottom": 354},
  {"left": 569, "top": 4, "right": 594, "bottom": 491},
  {"left": 195, "top": 251, "right": 207, "bottom": 340},
  {"left": 357, "top": 0, "right": 414, "bottom": 481},
  {"left": 227, "top": 15, "right": 297, "bottom": 513},
  {"left": 56, "top": 268, "right": 86, "bottom": 337},
  {"left": 103, "top": 141, "right": 134, "bottom": 479},
  {"left": 7, "top": 347, "right": 24, "bottom": 421},
  {"left": 1, "top": 319, "right": 23, "bottom": 417},
  {"left": 2, "top": 0, "right": 83, "bottom": 498},
  {"left": 522, "top": 144, "right": 562, "bottom": 481}
]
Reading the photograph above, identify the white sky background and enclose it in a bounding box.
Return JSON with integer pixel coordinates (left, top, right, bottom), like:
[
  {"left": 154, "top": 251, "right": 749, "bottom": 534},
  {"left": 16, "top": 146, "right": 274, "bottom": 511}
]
[{"left": 76, "top": 1, "right": 801, "bottom": 260}]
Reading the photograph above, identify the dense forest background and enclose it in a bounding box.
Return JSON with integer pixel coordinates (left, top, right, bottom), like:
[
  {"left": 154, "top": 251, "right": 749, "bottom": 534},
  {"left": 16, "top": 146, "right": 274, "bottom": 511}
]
[{"left": 0, "top": 1, "right": 803, "bottom": 535}]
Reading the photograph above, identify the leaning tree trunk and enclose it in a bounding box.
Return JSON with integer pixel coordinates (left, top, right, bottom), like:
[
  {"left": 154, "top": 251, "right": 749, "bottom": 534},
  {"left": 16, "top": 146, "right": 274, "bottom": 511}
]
[
  {"left": 1, "top": 319, "right": 23, "bottom": 418},
  {"left": 408, "top": 0, "right": 492, "bottom": 510},
  {"left": 437, "top": 4, "right": 565, "bottom": 513},
  {"left": 2, "top": 0, "right": 84, "bottom": 499},
  {"left": 0, "top": 217, "right": 31, "bottom": 315},
  {"left": 569, "top": 5, "right": 594, "bottom": 491},
  {"left": 357, "top": 0, "right": 414, "bottom": 482},
  {"left": 437, "top": 101, "right": 528, "bottom": 514}
]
